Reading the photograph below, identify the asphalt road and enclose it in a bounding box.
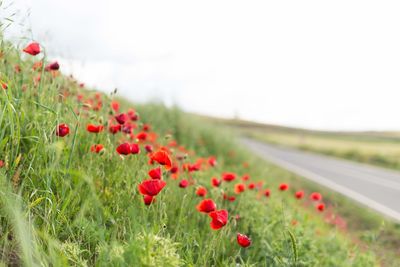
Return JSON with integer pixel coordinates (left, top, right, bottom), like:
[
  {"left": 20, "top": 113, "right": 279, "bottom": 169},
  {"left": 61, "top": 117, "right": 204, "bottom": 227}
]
[{"left": 242, "top": 137, "right": 400, "bottom": 222}]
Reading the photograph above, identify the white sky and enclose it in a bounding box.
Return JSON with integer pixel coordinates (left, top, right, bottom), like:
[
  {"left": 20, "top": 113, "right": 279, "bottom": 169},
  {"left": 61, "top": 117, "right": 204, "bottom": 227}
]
[{"left": 3, "top": 0, "right": 400, "bottom": 131}]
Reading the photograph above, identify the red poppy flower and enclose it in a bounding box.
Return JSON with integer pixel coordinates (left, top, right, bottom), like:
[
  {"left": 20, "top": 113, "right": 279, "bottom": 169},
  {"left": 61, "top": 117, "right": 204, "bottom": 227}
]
[
  {"left": 138, "top": 179, "right": 166, "bottom": 196},
  {"left": 196, "top": 186, "right": 207, "bottom": 197},
  {"left": 143, "top": 124, "right": 151, "bottom": 131},
  {"left": 151, "top": 150, "right": 172, "bottom": 170},
  {"left": 295, "top": 191, "right": 304, "bottom": 199},
  {"left": 23, "top": 42, "right": 41, "bottom": 56},
  {"left": 136, "top": 131, "right": 148, "bottom": 141},
  {"left": 188, "top": 163, "right": 201, "bottom": 172},
  {"left": 122, "top": 124, "right": 133, "bottom": 134},
  {"left": 310, "top": 192, "right": 322, "bottom": 201},
  {"left": 279, "top": 183, "right": 289, "bottom": 191},
  {"left": 56, "top": 123, "right": 70, "bottom": 137},
  {"left": 222, "top": 172, "right": 236, "bottom": 182},
  {"left": 179, "top": 179, "right": 189, "bottom": 188},
  {"left": 143, "top": 195, "right": 155, "bottom": 205},
  {"left": 241, "top": 174, "right": 250, "bottom": 181},
  {"left": 128, "top": 109, "right": 138, "bottom": 121},
  {"left": 111, "top": 101, "right": 120, "bottom": 112},
  {"left": 87, "top": 124, "right": 104, "bottom": 133},
  {"left": 170, "top": 165, "right": 179, "bottom": 174},
  {"left": 211, "top": 177, "right": 221, "bottom": 187},
  {"left": 208, "top": 209, "right": 228, "bottom": 230},
  {"left": 145, "top": 144, "right": 153, "bottom": 153},
  {"left": 148, "top": 167, "right": 162, "bottom": 179},
  {"left": 196, "top": 199, "right": 216, "bottom": 213},
  {"left": 115, "top": 113, "right": 128, "bottom": 125},
  {"left": 109, "top": 124, "right": 121, "bottom": 134},
  {"left": 116, "top": 143, "right": 131, "bottom": 155},
  {"left": 130, "top": 143, "right": 140, "bottom": 154},
  {"left": 45, "top": 61, "right": 60, "bottom": 71},
  {"left": 248, "top": 183, "right": 256, "bottom": 190},
  {"left": 0, "top": 160, "right": 4, "bottom": 168},
  {"left": 264, "top": 189, "right": 271, "bottom": 197},
  {"left": 237, "top": 233, "right": 251, "bottom": 248},
  {"left": 90, "top": 144, "right": 104, "bottom": 153},
  {"left": 228, "top": 196, "right": 236, "bottom": 202},
  {"left": 1, "top": 81, "right": 7, "bottom": 90},
  {"left": 208, "top": 157, "right": 217, "bottom": 167},
  {"left": 317, "top": 203, "right": 325, "bottom": 212},
  {"left": 234, "top": 183, "right": 246, "bottom": 194}
]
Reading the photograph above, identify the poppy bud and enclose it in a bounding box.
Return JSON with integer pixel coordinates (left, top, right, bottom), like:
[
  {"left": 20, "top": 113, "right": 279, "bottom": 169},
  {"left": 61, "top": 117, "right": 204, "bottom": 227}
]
[
  {"left": 237, "top": 233, "right": 251, "bottom": 248},
  {"left": 145, "top": 144, "right": 153, "bottom": 153},
  {"left": 45, "top": 61, "right": 60, "bottom": 71},
  {"left": 56, "top": 123, "right": 70, "bottom": 137}
]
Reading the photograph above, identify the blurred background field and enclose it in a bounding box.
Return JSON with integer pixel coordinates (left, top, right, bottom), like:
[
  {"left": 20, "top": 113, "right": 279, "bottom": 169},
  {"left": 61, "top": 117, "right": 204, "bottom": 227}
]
[{"left": 205, "top": 116, "right": 400, "bottom": 170}]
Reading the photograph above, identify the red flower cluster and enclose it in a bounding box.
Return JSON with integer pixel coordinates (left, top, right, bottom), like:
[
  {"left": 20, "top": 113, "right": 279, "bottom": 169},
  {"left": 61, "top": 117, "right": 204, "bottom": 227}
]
[
  {"left": 25, "top": 45, "right": 333, "bottom": 253},
  {"left": 116, "top": 143, "right": 140, "bottom": 155}
]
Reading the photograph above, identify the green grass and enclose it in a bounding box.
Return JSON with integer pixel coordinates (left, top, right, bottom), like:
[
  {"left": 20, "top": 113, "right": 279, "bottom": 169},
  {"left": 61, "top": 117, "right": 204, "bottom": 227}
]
[
  {"left": 0, "top": 33, "right": 385, "bottom": 266},
  {"left": 207, "top": 116, "right": 400, "bottom": 170}
]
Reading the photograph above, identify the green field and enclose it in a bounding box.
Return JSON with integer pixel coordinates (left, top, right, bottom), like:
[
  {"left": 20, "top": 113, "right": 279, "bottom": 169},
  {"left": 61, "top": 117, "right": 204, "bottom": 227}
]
[
  {"left": 2, "top": 33, "right": 400, "bottom": 266},
  {"left": 209, "top": 117, "right": 400, "bottom": 170}
]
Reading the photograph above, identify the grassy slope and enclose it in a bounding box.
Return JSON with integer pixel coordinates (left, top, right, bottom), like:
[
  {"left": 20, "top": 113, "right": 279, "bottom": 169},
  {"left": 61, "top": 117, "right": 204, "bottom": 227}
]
[
  {"left": 198, "top": 116, "right": 400, "bottom": 265},
  {"left": 0, "top": 38, "right": 381, "bottom": 266},
  {"left": 207, "top": 117, "right": 400, "bottom": 170}
]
